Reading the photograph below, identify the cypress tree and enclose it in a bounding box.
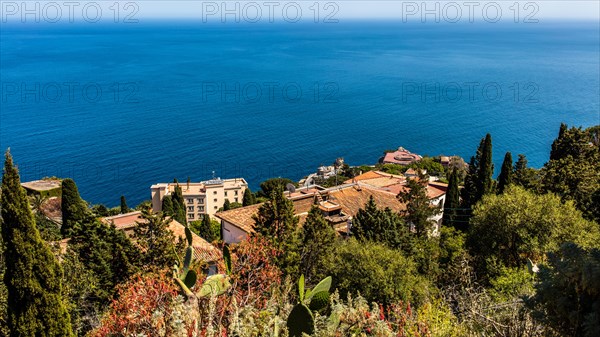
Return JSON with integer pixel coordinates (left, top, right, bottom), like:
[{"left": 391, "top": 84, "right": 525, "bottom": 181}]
[
  {"left": 477, "top": 133, "right": 494, "bottom": 198},
  {"left": 300, "top": 206, "right": 337, "bottom": 283},
  {"left": 442, "top": 169, "right": 461, "bottom": 228},
  {"left": 514, "top": 154, "right": 529, "bottom": 187},
  {"left": 242, "top": 187, "right": 256, "bottom": 206},
  {"left": 171, "top": 183, "right": 187, "bottom": 225},
  {"left": 120, "top": 195, "right": 129, "bottom": 214},
  {"left": 1, "top": 149, "right": 74, "bottom": 336},
  {"left": 60, "top": 178, "right": 88, "bottom": 237},
  {"left": 161, "top": 195, "right": 174, "bottom": 215},
  {"left": 222, "top": 199, "right": 231, "bottom": 211},
  {"left": 198, "top": 214, "right": 216, "bottom": 242},
  {"left": 497, "top": 152, "right": 513, "bottom": 194}
]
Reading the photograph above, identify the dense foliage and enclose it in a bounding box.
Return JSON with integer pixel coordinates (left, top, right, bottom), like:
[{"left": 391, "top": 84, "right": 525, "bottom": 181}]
[{"left": 1, "top": 150, "right": 74, "bottom": 336}]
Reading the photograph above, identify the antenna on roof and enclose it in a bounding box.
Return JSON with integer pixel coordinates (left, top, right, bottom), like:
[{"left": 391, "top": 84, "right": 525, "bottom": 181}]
[
  {"left": 286, "top": 183, "right": 296, "bottom": 194},
  {"left": 212, "top": 171, "right": 216, "bottom": 180}
]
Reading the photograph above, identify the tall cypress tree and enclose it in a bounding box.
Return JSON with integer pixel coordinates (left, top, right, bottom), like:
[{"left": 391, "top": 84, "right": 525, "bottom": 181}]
[
  {"left": 171, "top": 182, "right": 187, "bottom": 225},
  {"left": 497, "top": 152, "right": 513, "bottom": 194},
  {"left": 60, "top": 178, "right": 88, "bottom": 237},
  {"left": 477, "top": 133, "right": 494, "bottom": 199},
  {"left": 1, "top": 150, "right": 74, "bottom": 336},
  {"left": 161, "top": 195, "right": 174, "bottom": 215},
  {"left": 120, "top": 195, "right": 129, "bottom": 214},
  {"left": 442, "top": 169, "right": 460, "bottom": 228},
  {"left": 242, "top": 187, "right": 256, "bottom": 206}
]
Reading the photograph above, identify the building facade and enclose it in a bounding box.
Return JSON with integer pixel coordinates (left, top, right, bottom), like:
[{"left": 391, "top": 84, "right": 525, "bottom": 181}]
[{"left": 151, "top": 178, "right": 248, "bottom": 222}]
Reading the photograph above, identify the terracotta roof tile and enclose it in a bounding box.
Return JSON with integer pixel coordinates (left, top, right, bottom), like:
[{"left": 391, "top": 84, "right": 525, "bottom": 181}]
[
  {"left": 102, "top": 211, "right": 222, "bottom": 263},
  {"left": 215, "top": 203, "right": 263, "bottom": 234}
]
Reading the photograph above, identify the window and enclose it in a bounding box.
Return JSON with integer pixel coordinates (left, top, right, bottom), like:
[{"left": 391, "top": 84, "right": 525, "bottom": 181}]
[
  {"left": 188, "top": 214, "right": 194, "bottom": 219},
  {"left": 214, "top": 206, "right": 218, "bottom": 210},
  {"left": 214, "top": 198, "right": 217, "bottom": 202},
  {"left": 235, "top": 198, "right": 238, "bottom": 203},
  {"left": 224, "top": 191, "right": 228, "bottom": 196},
  {"left": 187, "top": 198, "right": 194, "bottom": 204},
  {"left": 187, "top": 206, "right": 194, "bottom": 212},
  {"left": 198, "top": 198, "right": 204, "bottom": 204},
  {"left": 199, "top": 206, "right": 205, "bottom": 212},
  {"left": 213, "top": 191, "right": 217, "bottom": 195},
  {"left": 235, "top": 190, "right": 238, "bottom": 195}
]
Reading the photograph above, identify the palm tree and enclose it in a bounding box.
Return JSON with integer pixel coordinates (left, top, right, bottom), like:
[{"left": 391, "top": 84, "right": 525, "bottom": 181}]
[{"left": 29, "top": 193, "right": 48, "bottom": 214}]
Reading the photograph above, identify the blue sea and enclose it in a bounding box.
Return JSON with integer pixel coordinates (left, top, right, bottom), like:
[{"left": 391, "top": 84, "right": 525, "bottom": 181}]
[{"left": 1, "top": 20, "right": 599, "bottom": 206}]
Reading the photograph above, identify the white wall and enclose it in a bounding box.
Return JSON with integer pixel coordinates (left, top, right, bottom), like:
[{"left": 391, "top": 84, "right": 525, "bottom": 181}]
[{"left": 222, "top": 220, "right": 249, "bottom": 244}]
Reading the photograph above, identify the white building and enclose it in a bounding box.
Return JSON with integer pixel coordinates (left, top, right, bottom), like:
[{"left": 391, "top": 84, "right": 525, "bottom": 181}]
[{"left": 151, "top": 177, "right": 247, "bottom": 222}]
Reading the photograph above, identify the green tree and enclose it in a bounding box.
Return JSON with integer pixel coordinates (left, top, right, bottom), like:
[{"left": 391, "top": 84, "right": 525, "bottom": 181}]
[
  {"left": 258, "top": 178, "right": 296, "bottom": 198},
  {"left": 398, "top": 174, "right": 441, "bottom": 238},
  {"left": 542, "top": 124, "right": 600, "bottom": 222},
  {"left": 299, "top": 206, "right": 337, "bottom": 283},
  {"left": 253, "top": 187, "right": 300, "bottom": 277},
  {"left": 222, "top": 199, "right": 231, "bottom": 211},
  {"left": 1, "top": 150, "right": 74, "bottom": 336},
  {"left": 352, "top": 196, "right": 408, "bottom": 249},
  {"left": 190, "top": 214, "right": 217, "bottom": 242},
  {"left": 60, "top": 178, "right": 88, "bottom": 237},
  {"left": 323, "top": 238, "right": 430, "bottom": 306},
  {"left": 132, "top": 207, "right": 179, "bottom": 269},
  {"left": 161, "top": 195, "right": 174, "bottom": 215},
  {"left": 513, "top": 154, "right": 540, "bottom": 190},
  {"left": 242, "top": 187, "right": 256, "bottom": 206},
  {"left": 497, "top": 152, "right": 513, "bottom": 194},
  {"left": 530, "top": 242, "right": 600, "bottom": 337},
  {"left": 69, "top": 218, "right": 140, "bottom": 304},
  {"left": 171, "top": 182, "right": 187, "bottom": 225},
  {"left": 477, "top": 133, "right": 494, "bottom": 198},
  {"left": 468, "top": 185, "right": 599, "bottom": 281},
  {"left": 442, "top": 169, "right": 461, "bottom": 228},
  {"left": 120, "top": 195, "right": 129, "bottom": 214}
]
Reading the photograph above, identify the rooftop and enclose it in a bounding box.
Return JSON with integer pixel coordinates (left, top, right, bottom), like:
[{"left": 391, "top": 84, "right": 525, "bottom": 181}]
[
  {"left": 21, "top": 179, "right": 61, "bottom": 192},
  {"left": 152, "top": 178, "right": 247, "bottom": 196},
  {"left": 382, "top": 147, "right": 422, "bottom": 165},
  {"left": 344, "top": 170, "right": 406, "bottom": 188},
  {"left": 101, "top": 211, "right": 222, "bottom": 263}
]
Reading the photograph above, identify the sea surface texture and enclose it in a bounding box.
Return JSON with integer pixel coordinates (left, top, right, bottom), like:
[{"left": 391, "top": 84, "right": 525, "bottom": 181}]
[{"left": 1, "top": 21, "right": 599, "bottom": 206}]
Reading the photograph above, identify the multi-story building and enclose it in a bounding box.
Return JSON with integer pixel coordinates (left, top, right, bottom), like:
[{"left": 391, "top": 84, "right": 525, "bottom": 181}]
[{"left": 151, "top": 177, "right": 248, "bottom": 222}]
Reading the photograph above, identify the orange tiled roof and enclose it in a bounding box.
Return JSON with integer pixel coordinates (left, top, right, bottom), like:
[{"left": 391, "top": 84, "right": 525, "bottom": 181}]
[
  {"left": 344, "top": 171, "right": 405, "bottom": 187},
  {"left": 386, "top": 181, "right": 447, "bottom": 199},
  {"left": 328, "top": 185, "right": 406, "bottom": 215},
  {"left": 102, "top": 211, "right": 222, "bottom": 263},
  {"left": 215, "top": 203, "right": 263, "bottom": 234}
]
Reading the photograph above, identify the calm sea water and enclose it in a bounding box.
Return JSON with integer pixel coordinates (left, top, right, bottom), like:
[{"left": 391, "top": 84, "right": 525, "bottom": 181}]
[{"left": 1, "top": 21, "right": 599, "bottom": 206}]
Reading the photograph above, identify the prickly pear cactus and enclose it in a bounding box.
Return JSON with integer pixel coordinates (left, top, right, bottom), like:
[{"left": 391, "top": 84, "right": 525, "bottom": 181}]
[
  {"left": 198, "top": 274, "right": 231, "bottom": 297},
  {"left": 308, "top": 291, "right": 329, "bottom": 312},
  {"left": 287, "top": 303, "right": 315, "bottom": 337}
]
